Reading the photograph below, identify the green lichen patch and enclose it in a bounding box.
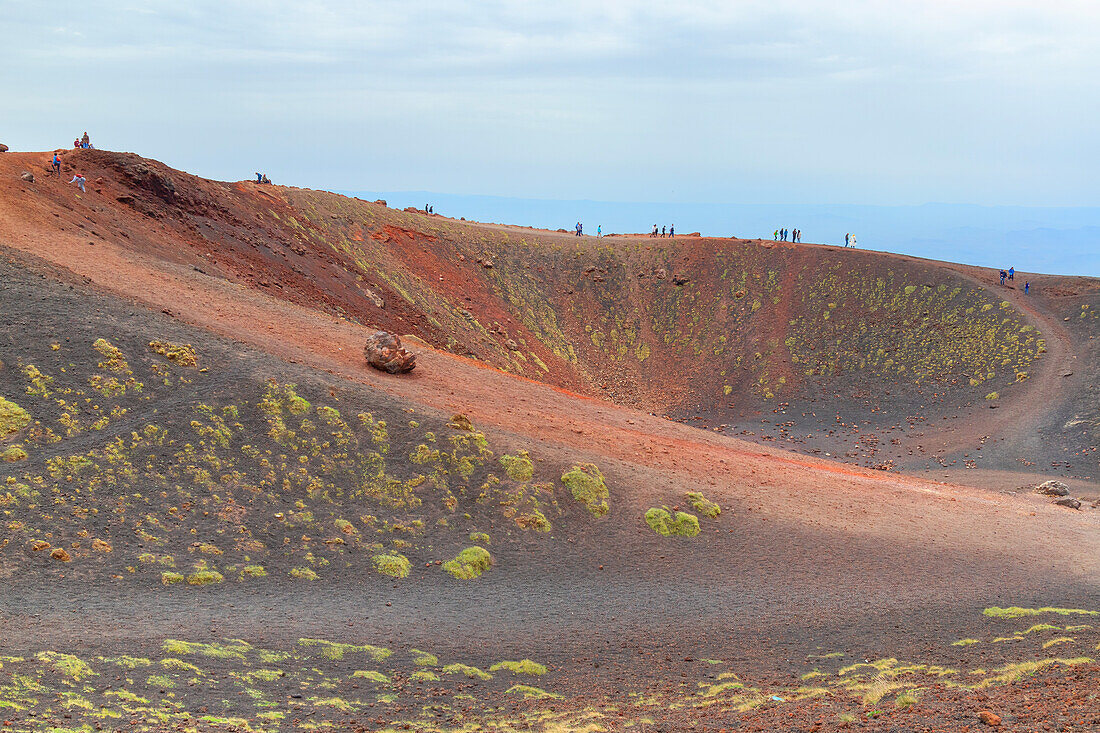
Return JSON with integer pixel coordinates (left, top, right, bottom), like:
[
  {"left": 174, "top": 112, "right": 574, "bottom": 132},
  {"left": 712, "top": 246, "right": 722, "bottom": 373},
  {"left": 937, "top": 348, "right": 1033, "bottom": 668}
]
[
  {"left": 685, "top": 491, "right": 720, "bottom": 518},
  {"left": 505, "top": 684, "right": 561, "bottom": 699},
  {"left": 148, "top": 340, "right": 198, "bottom": 367},
  {"left": 490, "top": 659, "right": 547, "bottom": 676},
  {"left": 561, "top": 463, "right": 609, "bottom": 516},
  {"left": 443, "top": 546, "right": 492, "bottom": 580},
  {"left": 185, "top": 570, "right": 224, "bottom": 586},
  {"left": 983, "top": 606, "right": 1098, "bottom": 619},
  {"left": 1, "top": 445, "right": 28, "bottom": 462},
  {"left": 500, "top": 451, "right": 534, "bottom": 482},
  {"left": 645, "top": 507, "right": 700, "bottom": 537},
  {"left": 0, "top": 396, "right": 31, "bottom": 438},
  {"left": 372, "top": 553, "right": 411, "bottom": 578},
  {"left": 442, "top": 663, "right": 493, "bottom": 680}
]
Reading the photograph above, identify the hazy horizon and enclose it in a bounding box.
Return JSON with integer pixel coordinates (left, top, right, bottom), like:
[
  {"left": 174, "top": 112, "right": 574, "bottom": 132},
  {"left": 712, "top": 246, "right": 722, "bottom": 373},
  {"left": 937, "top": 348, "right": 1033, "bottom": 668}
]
[
  {"left": 5, "top": 2, "right": 1099, "bottom": 274},
  {"left": 343, "top": 189, "right": 1100, "bottom": 278},
  {"left": 4, "top": 2, "right": 1100, "bottom": 208}
]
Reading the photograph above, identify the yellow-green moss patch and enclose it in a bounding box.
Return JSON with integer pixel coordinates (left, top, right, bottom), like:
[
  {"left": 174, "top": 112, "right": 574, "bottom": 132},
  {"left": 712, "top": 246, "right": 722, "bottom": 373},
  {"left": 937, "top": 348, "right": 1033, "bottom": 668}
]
[
  {"left": 561, "top": 463, "right": 609, "bottom": 517},
  {"left": 645, "top": 507, "right": 700, "bottom": 537},
  {"left": 505, "top": 684, "right": 561, "bottom": 699},
  {"left": 186, "top": 570, "right": 224, "bottom": 586},
  {"left": 983, "top": 606, "right": 1098, "bottom": 619},
  {"left": 500, "top": 451, "right": 534, "bottom": 482},
  {"left": 372, "top": 553, "right": 411, "bottom": 579},
  {"left": 443, "top": 546, "right": 492, "bottom": 579},
  {"left": 1, "top": 446, "right": 27, "bottom": 462},
  {"left": 0, "top": 396, "right": 31, "bottom": 438},
  {"left": 490, "top": 659, "right": 547, "bottom": 676},
  {"left": 149, "top": 340, "right": 198, "bottom": 366},
  {"left": 685, "top": 491, "right": 720, "bottom": 518},
  {"left": 442, "top": 663, "right": 492, "bottom": 680}
]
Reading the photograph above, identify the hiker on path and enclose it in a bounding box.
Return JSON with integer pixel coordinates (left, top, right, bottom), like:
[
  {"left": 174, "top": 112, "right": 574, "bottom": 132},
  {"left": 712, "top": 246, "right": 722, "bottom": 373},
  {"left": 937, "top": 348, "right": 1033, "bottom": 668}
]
[
  {"left": 576, "top": 222, "right": 583, "bottom": 236},
  {"left": 597, "top": 225, "right": 601, "bottom": 238},
  {"left": 652, "top": 224, "right": 658, "bottom": 237},
  {"left": 256, "top": 172, "right": 262, "bottom": 182},
  {"left": 1024, "top": 281, "right": 1030, "bottom": 294},
  {"left": 669, "top": 224, "right": 674, "bottom": 237},
  {"left": 850, "top": 234, "right": 856, "bottom": 247},
  {"left": 1008, "top": 267, "right": 1014, "bottom": 280},
  {"left": 845, "top": 233, "right": 850, "bottom": 247},
  {"left": 661, "top": 225, "right": 666, "bottom": 237},
  {"left": 999, "top": 270, "right": 1007, "bottom": 285},
  {"left": 774, "top": 229, "right": 779, "bottom": 240},
  {"left": 52, "top": 153, "right": 61, "bottom": 177},
  {"left": 69, "top": 173, "right": 86, "bottom": 193}
]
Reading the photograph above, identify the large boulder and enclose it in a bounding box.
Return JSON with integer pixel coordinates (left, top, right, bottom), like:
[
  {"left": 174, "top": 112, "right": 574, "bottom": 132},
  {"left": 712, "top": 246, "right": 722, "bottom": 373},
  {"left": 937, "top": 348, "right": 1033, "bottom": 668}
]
[
  {"left": 1036, "top": 480, "right": 1070, "bottom": 496},
  {"left": 20, "top": 171, "right": 34, "bottom": 183},
  {"left": 1053, "top": 497, "right": 1082, "bottom": 510},
  {"left": 0, "top": 143, "right": 8, "bottom": 153},
  {"left": 364, "top": 331, "right": 416, "bottom": 374}
]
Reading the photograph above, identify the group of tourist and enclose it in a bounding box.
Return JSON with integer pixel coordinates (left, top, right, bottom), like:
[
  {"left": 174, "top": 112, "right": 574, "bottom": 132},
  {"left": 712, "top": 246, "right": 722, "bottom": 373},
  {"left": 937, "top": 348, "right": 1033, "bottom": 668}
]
[
  {"left": 774, "top": 228, "right": 801, "bottom": 242},
  {"left": 255, "top": 172, "right": 272, "bottom": 184},
  {"left": 844, "top": 232, "right": 857, "bottom": 247},
  {"left": 73, "top": 132, "right": 93, "bottom": 149},
  {"left": 651, "top": 224, "right": 675, "bottom": 237},
  {"left": 999, "top": 267, "right": 1030, "bottom": 293}
]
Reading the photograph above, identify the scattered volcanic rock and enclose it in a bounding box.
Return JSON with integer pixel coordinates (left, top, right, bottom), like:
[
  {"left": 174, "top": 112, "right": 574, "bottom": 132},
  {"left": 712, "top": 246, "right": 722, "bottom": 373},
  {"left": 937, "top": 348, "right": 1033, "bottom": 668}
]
[
  {"left": 1036, "top": 480, "right": 1070, "bottom": 496},
  {"left": 50, "top": 547, "right": 71, "bottom": 562},
  {"left": 1053, "top": 497, "right": 1082, "bottom": 510},
  {"left": 978, "top": 710, "right": 1001, "bottom": 727},
  {"left": 20, "top": 171, "right": 34, "bottom": 183},
  {"left": 364, "top": 331, "right": 416, "bottom": 374}
]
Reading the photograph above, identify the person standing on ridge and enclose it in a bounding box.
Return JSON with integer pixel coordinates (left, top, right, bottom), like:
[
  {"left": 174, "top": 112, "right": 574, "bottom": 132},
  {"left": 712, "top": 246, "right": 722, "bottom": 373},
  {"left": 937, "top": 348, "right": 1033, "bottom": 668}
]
[
  {"left": 69, "top": 173, "right": 86, "bottom": 193},
  {"left": 845, "top": 233, "right": 850, "bottom": 247},
  {"left": 850, "top": 233, "right": 856, "bottom": 247},
  {"left": 597, "top": 225, "right": 601, "bottom": 238},
  {"left": 81, "top": 132, "right": 90, "bottom": 148},
  {"left": 52, "top": 153, "right": 61, "bottom": 177}
]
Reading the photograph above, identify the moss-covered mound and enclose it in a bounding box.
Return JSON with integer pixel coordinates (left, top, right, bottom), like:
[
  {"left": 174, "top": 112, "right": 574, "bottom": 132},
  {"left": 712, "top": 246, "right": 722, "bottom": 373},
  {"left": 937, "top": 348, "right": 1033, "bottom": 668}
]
[
  {"left": 685, "top": 491, "right": 721, "bottom": 518},
  {"left": 0, "top": 395, "right": 31, "bottom": 438},
  {"left": 443, "top": 546, "right": 492, "bottom": 580},
  {"left": 645, "top": 507, "right": 700, "bottom": 537},
  {"left": 561, "top": 463, "right": 609, "bottom": 517}
]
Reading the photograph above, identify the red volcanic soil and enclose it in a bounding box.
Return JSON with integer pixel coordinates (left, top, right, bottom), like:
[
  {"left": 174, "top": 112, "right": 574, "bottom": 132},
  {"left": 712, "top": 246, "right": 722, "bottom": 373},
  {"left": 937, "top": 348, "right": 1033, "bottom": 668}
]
[{"left": 1, "top": 148, "right": 1098, "bottom": 729}]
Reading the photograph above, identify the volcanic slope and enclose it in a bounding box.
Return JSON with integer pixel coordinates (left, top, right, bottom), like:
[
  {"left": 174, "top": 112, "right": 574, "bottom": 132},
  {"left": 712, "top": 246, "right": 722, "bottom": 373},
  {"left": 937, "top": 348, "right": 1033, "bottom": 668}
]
[
  {"left": 0, "top": 150, "right": 1098, "bottom": 731},
  {"left": 5, "top": 149, "right": 1100, "bottom": 486}
]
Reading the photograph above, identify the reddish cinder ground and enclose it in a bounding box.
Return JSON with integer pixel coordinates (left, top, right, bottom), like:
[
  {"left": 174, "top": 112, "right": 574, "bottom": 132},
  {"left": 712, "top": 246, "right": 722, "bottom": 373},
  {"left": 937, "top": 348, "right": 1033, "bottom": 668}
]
[{"left": 1, "top": 149, "right": 1098, "bottom": 729}]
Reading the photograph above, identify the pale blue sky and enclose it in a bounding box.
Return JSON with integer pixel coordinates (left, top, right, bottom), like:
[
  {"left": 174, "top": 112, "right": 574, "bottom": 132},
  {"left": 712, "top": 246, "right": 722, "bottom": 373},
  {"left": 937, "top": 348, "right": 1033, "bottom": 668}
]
[{"left": 3, "top": 1, "right": 1100, "bottom": 207}]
